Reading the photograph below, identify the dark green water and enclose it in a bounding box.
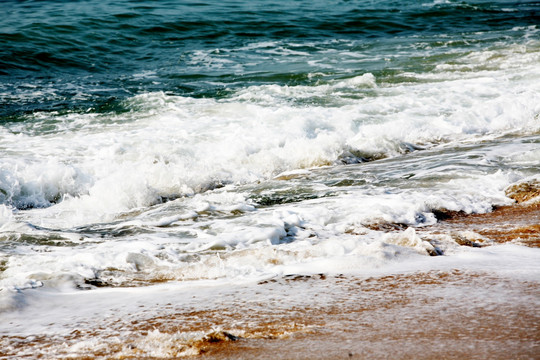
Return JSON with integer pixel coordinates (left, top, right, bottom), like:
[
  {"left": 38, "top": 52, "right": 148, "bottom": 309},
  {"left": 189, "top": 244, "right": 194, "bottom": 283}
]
[{"left": 2, "top": 0, "right": 539, "bottom": 118}]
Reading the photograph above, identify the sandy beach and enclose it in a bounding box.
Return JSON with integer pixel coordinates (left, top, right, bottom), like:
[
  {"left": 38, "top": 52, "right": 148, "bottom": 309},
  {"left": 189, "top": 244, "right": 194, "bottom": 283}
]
[
  {"left": 3, "top": 189, "right": 538, "bottom": 359},
  {"left": 154, "top": 186, "right": 540, "bottom": 359},
  {"left": 183, "top": 196, "right": 540, "bottom": 359}
]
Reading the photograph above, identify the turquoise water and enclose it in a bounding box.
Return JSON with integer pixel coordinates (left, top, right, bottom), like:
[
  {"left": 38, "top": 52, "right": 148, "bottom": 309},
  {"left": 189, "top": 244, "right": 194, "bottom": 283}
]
[{"left": 2, "top": 1, "right": 539, "bottom": 117}]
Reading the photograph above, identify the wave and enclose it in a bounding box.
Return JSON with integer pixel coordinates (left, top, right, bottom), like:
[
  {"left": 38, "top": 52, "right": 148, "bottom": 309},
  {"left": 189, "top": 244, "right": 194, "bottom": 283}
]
[
  {"left": 1, "top": 57, "right": 539, "bottom": 220},
  {"left": 2, "top": 0, "right": 539, "bottom": 117}
]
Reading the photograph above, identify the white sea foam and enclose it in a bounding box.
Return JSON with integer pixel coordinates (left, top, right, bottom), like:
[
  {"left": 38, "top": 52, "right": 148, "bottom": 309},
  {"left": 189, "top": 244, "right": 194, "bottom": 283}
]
[
  {"left": 3, "top": 76, "right": 538, "bottom": 223},
  {"left": 1, "top": 244, "right": 538, "bottom": 340},
  {"left": 1, "top": 40, "right": 540, "bottom": 311},
  {"left": 0, "top": 166, "right": 519, "bottom": 300}
]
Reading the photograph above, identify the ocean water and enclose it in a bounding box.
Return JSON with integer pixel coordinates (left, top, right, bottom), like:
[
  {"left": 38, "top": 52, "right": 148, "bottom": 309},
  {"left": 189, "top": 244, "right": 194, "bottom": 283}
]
[{"left": 1, "top": 0, "right": 540, "bottom": 356}]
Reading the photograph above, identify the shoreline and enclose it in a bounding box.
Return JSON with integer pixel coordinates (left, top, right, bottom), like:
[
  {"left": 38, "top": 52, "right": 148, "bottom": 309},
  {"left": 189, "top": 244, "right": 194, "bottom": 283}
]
[
  {"left": 1, "top": 192, "right": 539, "bottom": 359},
  {"left": 3, "top": 262, "right": 538, "bottom": 359},
  {"left": 195, "top": 272, "right": 539, "bottom": 360},
  {"left": 194, "top": 198, "right": 540, "bottom": 359},
  {"left": 422, "top": 181, "right": 540, "bottom": 248}
]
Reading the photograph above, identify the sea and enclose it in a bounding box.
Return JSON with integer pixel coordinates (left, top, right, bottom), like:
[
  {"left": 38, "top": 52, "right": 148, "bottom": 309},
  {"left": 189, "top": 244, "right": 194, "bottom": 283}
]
[{"left": 1, "top": 0, "right": 540, "bottom": 357}]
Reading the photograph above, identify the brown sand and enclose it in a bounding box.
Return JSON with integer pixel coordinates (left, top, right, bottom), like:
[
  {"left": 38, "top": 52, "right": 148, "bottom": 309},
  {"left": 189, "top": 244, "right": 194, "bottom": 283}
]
[
  {"left": 192, "top": 187, "right": 540, "bottom": 359},
  {"left": 1, "top": 186, "right": 539, "bottom": 359},
  {"left": 427, "top": 203, "right": 540, "bottom": 247},
  {"left": 422, "top": 182, "right": 540, "bottom": 248},
  {"left": 2, "top": 269, "right": 538, "bottom": 359},
  {"left": 195, "top": 273, "right": 540, "bottom": 360}
]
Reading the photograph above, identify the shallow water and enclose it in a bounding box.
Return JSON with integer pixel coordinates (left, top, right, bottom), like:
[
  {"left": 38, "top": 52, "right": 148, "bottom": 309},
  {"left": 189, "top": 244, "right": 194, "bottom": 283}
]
[{"left": 1, "top": 0, "right": 540, "bottom": 357}]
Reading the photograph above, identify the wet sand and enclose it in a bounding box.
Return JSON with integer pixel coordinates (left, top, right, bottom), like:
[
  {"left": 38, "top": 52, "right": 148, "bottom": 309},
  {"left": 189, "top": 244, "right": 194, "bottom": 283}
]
[
  {"left": 1, "top": 190, "right": 539, "bottom": 359},
  {"left": 194, "top": 193, "right": 540, "bottom": 359},
  {"left": 198, "top": 278, "right": 539, "bottom": 360},
  {"left": 3, "top": 268, "right": 538, "bottom": 359},
  {"left": 425, "top": 200, "right": 540, "bottom": 248}
]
